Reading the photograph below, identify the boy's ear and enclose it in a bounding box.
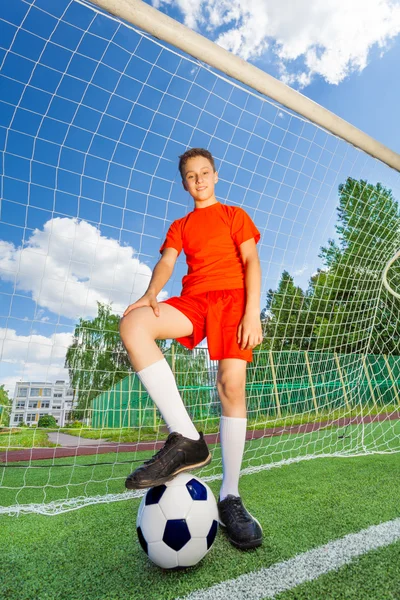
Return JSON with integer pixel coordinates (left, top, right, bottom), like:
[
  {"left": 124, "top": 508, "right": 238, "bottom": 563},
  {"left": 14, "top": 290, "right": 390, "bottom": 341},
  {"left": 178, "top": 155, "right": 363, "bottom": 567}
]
[{"left": 214, "top": 170, "right": 219, "bottom": 184}]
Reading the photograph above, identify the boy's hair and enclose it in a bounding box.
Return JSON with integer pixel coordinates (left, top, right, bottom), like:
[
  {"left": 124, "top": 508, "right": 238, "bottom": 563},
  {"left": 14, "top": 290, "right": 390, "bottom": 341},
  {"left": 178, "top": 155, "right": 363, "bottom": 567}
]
[{"left": 178, "top": 148, "right": 216, "bottom": 178}]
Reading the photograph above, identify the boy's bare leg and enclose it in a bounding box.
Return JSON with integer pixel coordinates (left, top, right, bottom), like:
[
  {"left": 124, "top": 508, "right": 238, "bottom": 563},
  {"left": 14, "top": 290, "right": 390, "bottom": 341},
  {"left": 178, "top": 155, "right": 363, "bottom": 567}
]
[
  {"left": 119, "top": 302, "right": 193, "bottom": 371},
  {"left": 217, "top": 358, "right": 247, "bottom": 498},
  {"left": 216, "top": 358, "right": 262, "bottom": 548},
  {"left": 120, "top": 302, "right": 211, "bottom": 489},
  {"left": 120, "top": 302, "right": 198, "bottom": 437},
  {"left": 217, "top": 358, "right": 247, "bottom": 418}
]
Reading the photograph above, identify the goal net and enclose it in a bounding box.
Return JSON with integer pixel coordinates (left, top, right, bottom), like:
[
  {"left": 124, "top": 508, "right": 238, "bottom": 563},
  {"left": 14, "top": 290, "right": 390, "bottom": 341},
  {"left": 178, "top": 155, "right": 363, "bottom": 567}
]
[{"left": 1, "top": 0, "right": 400, "bottom": 516}]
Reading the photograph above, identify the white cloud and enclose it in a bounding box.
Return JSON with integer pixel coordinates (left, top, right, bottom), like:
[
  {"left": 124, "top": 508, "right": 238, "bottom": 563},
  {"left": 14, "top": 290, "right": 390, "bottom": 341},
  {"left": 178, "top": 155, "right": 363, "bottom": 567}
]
[
  {"left": 0, "top": 217, "right": 167, "bottom": 321},
  {"left": 0, "top": 328, "right": 71, "bottom": 365},
  {"left": 155, "top": 0, "right": 400, "bottom": 86},
  {"left": 0, "top": 328, "right": 73, "bottom": 394},
  {"left": 0, "top": 217, "right": 171, "bottom": 395},
  {"left": 293, "top": 264, "right": 308, "bottom": 276}
]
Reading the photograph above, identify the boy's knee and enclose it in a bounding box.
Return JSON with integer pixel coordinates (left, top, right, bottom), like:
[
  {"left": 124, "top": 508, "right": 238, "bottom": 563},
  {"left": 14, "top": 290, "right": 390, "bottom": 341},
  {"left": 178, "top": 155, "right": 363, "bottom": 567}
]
[
  {"left": 217, "top": 376, "right": 245, "bottom": 400},
  {"left": 119, "top": 317, "right": 132, "bottom": 350},
  {"left": 119, "top": 314, "right": 132, "bottom": 342},
  {"left": 119, "top": 311, "right": 153, "bottom": 349}
]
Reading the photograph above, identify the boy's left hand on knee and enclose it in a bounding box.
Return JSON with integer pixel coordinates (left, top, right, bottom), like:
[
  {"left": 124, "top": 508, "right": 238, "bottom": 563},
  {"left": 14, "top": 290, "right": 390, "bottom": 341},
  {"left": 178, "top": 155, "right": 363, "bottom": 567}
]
[{"left": 237, "top": 312, "right": 263, "bottom": 350}]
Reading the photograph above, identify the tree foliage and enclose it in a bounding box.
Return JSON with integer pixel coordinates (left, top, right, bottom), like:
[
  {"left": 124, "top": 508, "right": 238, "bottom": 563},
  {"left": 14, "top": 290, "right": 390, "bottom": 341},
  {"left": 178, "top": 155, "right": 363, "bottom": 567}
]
[
  {"left": 65, "top": 303, "right": 132, "bottom": 419},
  {"left": 262, "top": 178, "right": 400, "bottom": 354},
  {"left": 38, "top": 414, "right": 57, "bottom": 428},
  {"left": 261, "top": 271, "right": 313, "bottom": 351},
  {"left": 0, "top": 385, "right": 12, "bottom": 427}
]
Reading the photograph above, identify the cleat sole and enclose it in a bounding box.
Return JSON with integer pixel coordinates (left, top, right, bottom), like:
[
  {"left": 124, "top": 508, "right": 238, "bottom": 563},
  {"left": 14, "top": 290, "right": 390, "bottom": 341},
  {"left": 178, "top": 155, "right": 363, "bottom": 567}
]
[{"left": 125, "top": 453, "right": 212, "bottom": 490}]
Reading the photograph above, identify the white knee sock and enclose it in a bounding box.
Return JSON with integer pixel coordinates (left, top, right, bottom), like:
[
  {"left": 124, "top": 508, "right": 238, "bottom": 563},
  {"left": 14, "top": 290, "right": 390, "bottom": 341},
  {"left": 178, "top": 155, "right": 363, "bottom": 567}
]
[
  {"left": 136, "top": 358, "right": 199, "bottom": 440},
  {"left": 219, "top": 415, "right": 247, "bottom": 500}
]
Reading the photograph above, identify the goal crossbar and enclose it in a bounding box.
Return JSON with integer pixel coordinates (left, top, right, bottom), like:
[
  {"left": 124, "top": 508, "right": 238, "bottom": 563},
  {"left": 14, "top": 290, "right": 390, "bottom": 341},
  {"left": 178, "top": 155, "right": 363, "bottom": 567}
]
[{"left": 84, "top": 0, "right": 400, "bottom": 172}]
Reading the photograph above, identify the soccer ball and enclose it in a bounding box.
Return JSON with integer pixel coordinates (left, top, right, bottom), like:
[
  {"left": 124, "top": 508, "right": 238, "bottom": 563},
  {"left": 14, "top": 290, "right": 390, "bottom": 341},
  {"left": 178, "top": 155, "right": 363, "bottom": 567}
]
[{"left": 136, "top": 473, "right": 219, "bottom": 569}]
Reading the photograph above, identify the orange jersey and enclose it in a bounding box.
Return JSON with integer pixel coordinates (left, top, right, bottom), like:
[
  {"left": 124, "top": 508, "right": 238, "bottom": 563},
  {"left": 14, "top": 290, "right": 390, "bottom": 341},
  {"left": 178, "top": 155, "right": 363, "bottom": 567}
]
[{"left": 159, "top": 202, "right": 260, "bottom": 296}]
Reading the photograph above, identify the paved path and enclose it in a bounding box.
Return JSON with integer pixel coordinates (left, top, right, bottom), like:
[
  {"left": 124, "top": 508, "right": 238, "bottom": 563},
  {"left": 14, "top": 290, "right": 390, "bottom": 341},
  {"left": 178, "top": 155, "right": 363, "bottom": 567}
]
[{"left": 46, "top": 432, "right": 114, "bottom": 447}]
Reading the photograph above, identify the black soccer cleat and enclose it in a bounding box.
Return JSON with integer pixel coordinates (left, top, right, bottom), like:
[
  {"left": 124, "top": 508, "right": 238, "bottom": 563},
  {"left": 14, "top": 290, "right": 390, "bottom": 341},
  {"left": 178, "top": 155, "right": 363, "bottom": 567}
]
[
  {"left": 218, "top": 495, "right": 263, "bottom": 550},
  {"left": 125, "top": 431, "right": 211, "bottom": 489}
]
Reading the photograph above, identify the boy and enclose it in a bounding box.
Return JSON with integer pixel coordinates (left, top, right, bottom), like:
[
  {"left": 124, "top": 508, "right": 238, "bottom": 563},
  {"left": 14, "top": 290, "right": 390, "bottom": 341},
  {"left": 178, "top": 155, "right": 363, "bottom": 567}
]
[{"left": 120, "top": 148, "right": 263, "bottom": 549}]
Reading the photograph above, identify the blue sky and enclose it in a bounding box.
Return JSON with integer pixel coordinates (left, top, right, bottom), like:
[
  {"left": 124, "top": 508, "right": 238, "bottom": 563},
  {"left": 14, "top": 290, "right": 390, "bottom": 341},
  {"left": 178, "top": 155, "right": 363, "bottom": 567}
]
[
  {"left": 154, "top": 0, "right": 400, "bottom": 153},
  {"left": 0, "top": 0, "right": 400, "bottom": 391}
]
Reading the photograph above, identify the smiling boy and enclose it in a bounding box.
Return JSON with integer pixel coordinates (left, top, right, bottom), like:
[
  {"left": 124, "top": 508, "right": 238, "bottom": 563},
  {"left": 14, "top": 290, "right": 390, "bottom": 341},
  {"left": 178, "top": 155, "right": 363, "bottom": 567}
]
[{"left": 120, "top": 148, "right": 263, "bottom": 549}]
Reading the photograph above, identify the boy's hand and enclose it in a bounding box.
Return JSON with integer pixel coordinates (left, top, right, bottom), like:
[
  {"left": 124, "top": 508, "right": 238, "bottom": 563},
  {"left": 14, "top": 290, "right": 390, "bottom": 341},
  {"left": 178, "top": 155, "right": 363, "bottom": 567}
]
[
  {"left": 237, "top": 311, "right": 263, "bottom": 350},
  {"left": 123, "top": 291, "right": 160, "bottom": 317}
]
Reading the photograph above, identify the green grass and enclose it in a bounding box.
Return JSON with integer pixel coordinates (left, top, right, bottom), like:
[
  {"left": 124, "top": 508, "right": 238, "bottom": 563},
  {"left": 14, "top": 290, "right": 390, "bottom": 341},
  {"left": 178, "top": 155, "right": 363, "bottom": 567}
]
[
  {"left": 1, "top": 452, "right": 400, "bottom": 600},
  {"left": 0, "top": 427, "right": 57, "bottom": 449},
  {"left": 1, "top": 419, "right": 399, "bottom": 508},
  {"left": 2, "top": 403, "right": 398, "bottom": 448},
  {"left": 277, "top": 542, "right": 400, "bottom": 600}
]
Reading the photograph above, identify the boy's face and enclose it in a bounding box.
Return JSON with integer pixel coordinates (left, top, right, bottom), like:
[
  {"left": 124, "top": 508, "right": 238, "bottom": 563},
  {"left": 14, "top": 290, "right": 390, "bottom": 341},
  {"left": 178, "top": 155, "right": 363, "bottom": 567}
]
[{"left": 182, "top": 156, "right": 218, "bottom": 203}]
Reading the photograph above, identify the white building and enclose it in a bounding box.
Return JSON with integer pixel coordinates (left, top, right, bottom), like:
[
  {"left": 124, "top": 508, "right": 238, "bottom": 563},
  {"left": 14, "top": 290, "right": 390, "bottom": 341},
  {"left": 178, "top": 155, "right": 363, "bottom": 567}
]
[{"left": 10, "top": 380, "right": 74, "bottom": 427}]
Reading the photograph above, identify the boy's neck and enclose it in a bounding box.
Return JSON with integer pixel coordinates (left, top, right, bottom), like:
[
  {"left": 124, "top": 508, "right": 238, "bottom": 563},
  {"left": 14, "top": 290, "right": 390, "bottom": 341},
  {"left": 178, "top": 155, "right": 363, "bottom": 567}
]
[{"left": 193, "top": 196, "right": 219, "bottom": 210}]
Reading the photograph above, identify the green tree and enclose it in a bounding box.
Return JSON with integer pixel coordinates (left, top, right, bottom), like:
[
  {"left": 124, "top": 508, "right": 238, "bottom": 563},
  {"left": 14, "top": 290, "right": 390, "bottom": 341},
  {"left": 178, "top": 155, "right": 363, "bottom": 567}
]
[
  {"left": 0, "top": 385, "right": 12, "bottom": 427},
  {"left": 261, "top": 271, "right": 312, "bottom": 351},
  {"left": 311, "top": 178, "right": 400, "bottom": 353},
  {"left": 38, "top": 414, "right": 57, "bottom": 428},
  {"left": 260, "top": 178, "right": 400, "bottom": 355},
  {"left": 65, "top": 303, "right": 132, "bottom": 420}
]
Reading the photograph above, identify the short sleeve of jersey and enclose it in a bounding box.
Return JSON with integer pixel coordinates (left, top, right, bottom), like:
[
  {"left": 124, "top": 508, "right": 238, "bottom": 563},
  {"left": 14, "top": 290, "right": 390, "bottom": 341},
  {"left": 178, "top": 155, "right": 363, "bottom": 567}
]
[
  {"left": 231, "top": 208, "right": 261, "bottom": 247},
  {"left": 159, "top": 220, "right": 183, "bottom": 255}
]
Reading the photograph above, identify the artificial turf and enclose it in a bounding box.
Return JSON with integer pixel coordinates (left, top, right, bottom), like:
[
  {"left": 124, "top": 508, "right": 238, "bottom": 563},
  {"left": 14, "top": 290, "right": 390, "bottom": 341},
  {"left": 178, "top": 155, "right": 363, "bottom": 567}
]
[
  {"left": 276, "top": 541, "right": 400, "bottom": 600},
  {"left": 1, "top": 418, "right": 399, "bottom": 509},
  {"left": 2, "top": 451, "right": 400, "bottom": 600}
]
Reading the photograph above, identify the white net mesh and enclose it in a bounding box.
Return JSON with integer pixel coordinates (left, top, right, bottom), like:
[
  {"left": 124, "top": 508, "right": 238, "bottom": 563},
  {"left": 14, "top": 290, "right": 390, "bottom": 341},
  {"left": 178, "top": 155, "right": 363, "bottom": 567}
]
[{"left": 1, "top": 0, "right": 400, "bottom": 516}]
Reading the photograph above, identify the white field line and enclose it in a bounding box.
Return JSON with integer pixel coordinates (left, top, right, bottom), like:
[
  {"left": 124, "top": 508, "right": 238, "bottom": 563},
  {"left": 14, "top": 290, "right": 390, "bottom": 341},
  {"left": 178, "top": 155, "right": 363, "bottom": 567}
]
[{"left": 180, "top": 518, "right": 400, "bottom": 600}]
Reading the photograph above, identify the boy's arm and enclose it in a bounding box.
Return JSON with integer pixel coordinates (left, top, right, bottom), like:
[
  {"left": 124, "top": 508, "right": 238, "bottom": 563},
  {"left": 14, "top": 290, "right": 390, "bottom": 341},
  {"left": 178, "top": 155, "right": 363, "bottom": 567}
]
[
  {"left": 238, "top": 239, "right": 263, "bottom": 350},
  {"left": 123, "top": 248, "right": 178, "bottom": 317}
]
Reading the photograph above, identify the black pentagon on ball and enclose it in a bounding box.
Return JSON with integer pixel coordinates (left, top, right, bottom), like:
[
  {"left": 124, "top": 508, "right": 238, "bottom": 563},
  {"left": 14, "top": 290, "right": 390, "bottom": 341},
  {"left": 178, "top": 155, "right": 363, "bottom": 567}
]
[
  {"left": 145, "top": 484, "right": 167, "bottom": 505},
  {"left": 206, "top": 519, "right": 218, "bottom": 549},
  {"left": 163, "top": 519, "right": 191, "bottom": 551},
  {"left": 186, "top": 478, "right": 207, "bottom": 501},
  {"left": 137, "top": 526, "right": 148, "bottom": 555}
]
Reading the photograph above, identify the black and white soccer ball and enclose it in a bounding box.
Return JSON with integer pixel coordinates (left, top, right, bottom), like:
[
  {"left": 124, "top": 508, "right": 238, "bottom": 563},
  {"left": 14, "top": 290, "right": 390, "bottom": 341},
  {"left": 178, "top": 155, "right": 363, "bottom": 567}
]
[{"left": 136, "top": 473, "right": 219, "bottom": 568}]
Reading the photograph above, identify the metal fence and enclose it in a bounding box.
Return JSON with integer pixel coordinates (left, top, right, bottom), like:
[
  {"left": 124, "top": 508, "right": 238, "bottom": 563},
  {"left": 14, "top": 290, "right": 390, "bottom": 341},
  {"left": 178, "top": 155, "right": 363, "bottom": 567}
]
[{"left": 90, "top": 351, "right": 400, "bottom": 428}]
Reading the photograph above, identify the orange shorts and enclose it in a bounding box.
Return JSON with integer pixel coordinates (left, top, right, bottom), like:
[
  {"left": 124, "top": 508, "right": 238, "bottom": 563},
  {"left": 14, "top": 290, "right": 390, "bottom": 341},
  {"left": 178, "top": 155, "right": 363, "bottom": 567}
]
[{"left": 161, "top": 288, "right": 252, "bottom": 362}]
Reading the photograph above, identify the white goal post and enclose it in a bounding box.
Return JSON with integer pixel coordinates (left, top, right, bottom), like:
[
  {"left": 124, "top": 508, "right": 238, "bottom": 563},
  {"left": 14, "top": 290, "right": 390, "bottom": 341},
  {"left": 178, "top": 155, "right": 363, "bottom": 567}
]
[{"left": 86, "top": 0, "right": 400, "bottom": 172}]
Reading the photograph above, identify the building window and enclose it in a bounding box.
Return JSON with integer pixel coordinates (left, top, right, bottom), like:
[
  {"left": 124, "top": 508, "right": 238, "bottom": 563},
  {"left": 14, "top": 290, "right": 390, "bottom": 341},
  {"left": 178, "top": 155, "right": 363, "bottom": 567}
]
[
  {"left": 14, "top": 414, "right": 23, "bottom": 424},
  {"left": 30, "top": 388, "right": 40, "bottom": 397},
  {"left": 67, "top": 389, "right": 73, "bottom": 396},
  {"left": 28, "top": 401, "right": 38, "bottom": 409},
  {"left": 18, "top": 387, "right": 28, "bottom": 397},
  {"left": 41, "top": 402, "right": 50, "bottom": 409},
  {"left": 53, "top": 405, "right": 61, "bottom": 410},
  {"left": 16, "top": 402, "right": 26, "bottom": 409},
  {"left": 43, "top": 388, "right": 51, "bottom": 397},
  {"left": 26, "top": 413, "right": 36, "bottom": 423},
  {"left": 53, "top": 393, "right": 62, "bottom": 398}
]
